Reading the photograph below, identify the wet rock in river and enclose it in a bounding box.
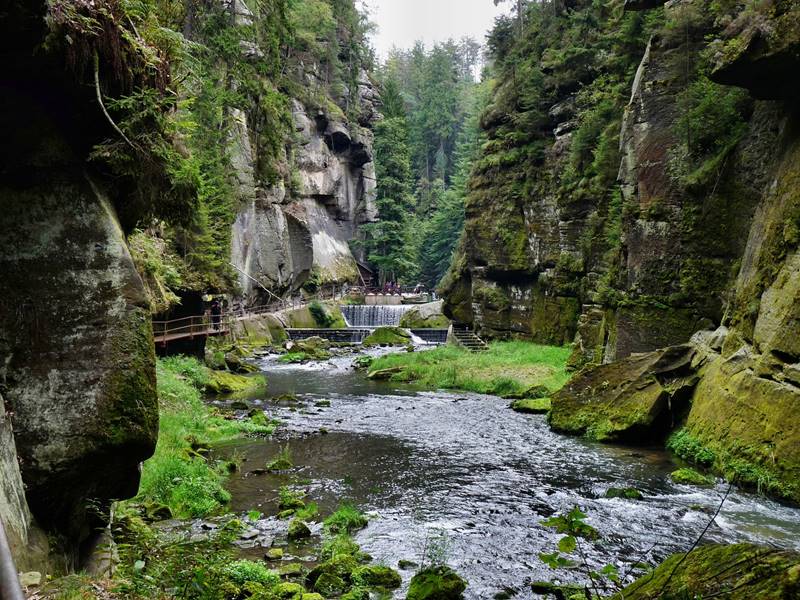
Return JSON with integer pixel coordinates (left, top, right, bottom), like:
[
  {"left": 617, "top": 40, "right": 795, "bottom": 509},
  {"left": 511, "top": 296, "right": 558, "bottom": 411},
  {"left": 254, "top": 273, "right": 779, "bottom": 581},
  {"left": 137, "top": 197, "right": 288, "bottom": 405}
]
[
  {"left": 287, "top": 518, "right": 311, "bottom": 540},
  {"left": 604, "top": 487, "right": 643, "bottom": 500},
  {"left": 670, "top": 468, "right": 714, "bottom": 486},
  {"left": 352, "top": 564, "right": 402, "bottom": 589},
  {"left": 406, "top": 566, "right": 467, "bottom": 600}
]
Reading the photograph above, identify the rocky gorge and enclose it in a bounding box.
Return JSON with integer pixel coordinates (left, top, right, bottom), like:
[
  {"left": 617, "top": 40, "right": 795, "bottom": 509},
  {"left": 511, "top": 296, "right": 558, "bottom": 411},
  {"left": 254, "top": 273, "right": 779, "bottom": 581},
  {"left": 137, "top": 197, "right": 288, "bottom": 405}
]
[
  {"left": 0, "top": 0, "right": 799, "bottom": 597},
  {"left": 442, "top": 0, "right": 800, "bottom": 503}
]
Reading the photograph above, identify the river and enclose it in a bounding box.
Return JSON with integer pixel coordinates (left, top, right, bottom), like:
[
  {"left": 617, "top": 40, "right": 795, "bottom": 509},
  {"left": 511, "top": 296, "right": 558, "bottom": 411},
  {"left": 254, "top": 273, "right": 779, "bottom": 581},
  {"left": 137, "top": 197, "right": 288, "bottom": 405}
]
[{"left": 212, "top": 351, "right": 800, "bottom": 599}]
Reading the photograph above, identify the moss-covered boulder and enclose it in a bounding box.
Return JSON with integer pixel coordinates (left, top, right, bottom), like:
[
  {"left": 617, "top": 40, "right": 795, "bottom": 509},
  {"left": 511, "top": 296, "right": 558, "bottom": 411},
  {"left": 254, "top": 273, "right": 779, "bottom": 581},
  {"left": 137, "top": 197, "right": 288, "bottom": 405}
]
[
  {"left": 399, "top": 301, "right": 450, "bottom": 329},
  {"left": 314, "top": 573, "right": 347, "bottom": 596},
  {"left": 287, "top": 519, "right": 311, "bottom": 540},
  {"left": 510, "top": 398, "right": 551, "bottom": 414},
  {"left": 604, "top": 487, "right": 643, "bottom": 500},
  {"left": 406, "top": 566, "right": 467, "bottom": 600},
  {"left": 281, "top": 337, "right": 333, "bottom": 362},
  {"left": 307, "top": 554, "right": 359, "bottom": 590},
  {"left": 206, "top": 370, "right": 265, "bottom": 395},
  {"left": 363, "top": 326, "right": 412, "bottom": 347},
  {"left": 275, "top": 582, "right": 306, "bottom": 599},
  {"left": 549, "top": 345, "right": 698, "bottom": 442},
  {"left": 352, "top": 565, "right": 402, "bottom": 589},
  {"left": 670, "top": 468, "right": 714, "bottom": 486},
  {"left": 612, "top": 543, "right": 800, "bottom": 599}
]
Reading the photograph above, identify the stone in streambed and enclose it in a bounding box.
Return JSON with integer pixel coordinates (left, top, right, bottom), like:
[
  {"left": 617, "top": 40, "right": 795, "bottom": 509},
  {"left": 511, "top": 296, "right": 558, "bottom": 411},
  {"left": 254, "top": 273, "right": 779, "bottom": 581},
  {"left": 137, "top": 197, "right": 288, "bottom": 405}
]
[
  {"left": 287, "top": 518, "right": 310, "bottom": 540},
  {"left": 352, "top": 565, "right": 402, "bottom": 589},
  {"left": 367, "top": 366, "right": 404, "bottom": 380},
  {"left": 670, "top": 468, "right": 714, "bottom": 486},
  {"left": 605, "top": 487, "right": 643, "bottom": 500},
  {"left": 275, "top": 582, "right": 305, "bottom": 599},
  {"left": 266, "top": 547, "right": 284, "bottom": 560},
  {"left": 314, "top": 573, "right": 347, "bottom": 596},
  {"left": 406, "top": 566, "right": 467, "bottom": 600}
]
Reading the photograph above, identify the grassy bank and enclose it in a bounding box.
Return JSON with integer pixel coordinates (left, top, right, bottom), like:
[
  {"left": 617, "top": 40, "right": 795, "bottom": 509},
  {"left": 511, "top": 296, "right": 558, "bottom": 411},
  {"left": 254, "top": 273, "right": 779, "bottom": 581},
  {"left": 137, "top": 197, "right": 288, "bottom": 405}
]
[
  {"left": 133, "top": 356, "right": 274, "bottom": 518},
  {"left": 368, "top": 341, "right": 571, "bottom": 398}
]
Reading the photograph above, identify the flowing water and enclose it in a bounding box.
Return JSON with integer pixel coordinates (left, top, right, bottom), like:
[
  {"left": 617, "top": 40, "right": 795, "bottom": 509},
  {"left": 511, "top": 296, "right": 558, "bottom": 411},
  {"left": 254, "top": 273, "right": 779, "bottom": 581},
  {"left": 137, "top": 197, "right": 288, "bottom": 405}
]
[
  {"left": 213, "top": 352, "right": 800, "bottom": 599},
  {"left": 341, "top": 304, "right": 414, "bottom": 327}
]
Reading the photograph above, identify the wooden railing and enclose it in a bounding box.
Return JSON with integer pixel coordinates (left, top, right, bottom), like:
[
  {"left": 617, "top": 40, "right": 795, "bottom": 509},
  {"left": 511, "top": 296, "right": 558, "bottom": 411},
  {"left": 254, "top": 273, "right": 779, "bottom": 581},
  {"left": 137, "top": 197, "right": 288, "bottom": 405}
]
[{"left": 152, "top": 314, "right": 233, "bottom": 345}]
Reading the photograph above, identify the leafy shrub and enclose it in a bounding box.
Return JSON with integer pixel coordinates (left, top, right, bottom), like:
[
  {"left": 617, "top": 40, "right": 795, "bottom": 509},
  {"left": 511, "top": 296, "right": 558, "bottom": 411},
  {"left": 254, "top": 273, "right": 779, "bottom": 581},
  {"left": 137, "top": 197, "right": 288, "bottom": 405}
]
[{"left": 225, "top": 560, "right": 280, "bottom": 586}]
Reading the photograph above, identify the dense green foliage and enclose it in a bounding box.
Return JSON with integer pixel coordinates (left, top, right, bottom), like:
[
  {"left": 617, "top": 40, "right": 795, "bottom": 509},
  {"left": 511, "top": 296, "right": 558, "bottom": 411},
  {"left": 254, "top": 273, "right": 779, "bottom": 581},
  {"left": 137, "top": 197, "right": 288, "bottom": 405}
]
[
  {"left": 55, "top": 0, "right": 375, "bottom": 307},
  {"left": 368, "top": 341, "right": 571, "bottom": 397},
  {"left": 366, "top": 40, "right": 489, "bottom": 287}
]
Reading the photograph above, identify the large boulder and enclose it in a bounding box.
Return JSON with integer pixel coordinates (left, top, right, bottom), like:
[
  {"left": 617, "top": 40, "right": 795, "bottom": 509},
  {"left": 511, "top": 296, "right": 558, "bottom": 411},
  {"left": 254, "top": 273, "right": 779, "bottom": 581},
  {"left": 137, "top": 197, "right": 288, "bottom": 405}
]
[
  {"left": 406, "top": 566, "right": 467, "bottom": 600},
  {"left": 549, "top": 345, "right": 698, "bottom": 442},
  {"left": 399, "top": 301, "right": 449, "bottom": 329},
  {"left": 0, "top": 185, "right": 158, "bottom": 546}
]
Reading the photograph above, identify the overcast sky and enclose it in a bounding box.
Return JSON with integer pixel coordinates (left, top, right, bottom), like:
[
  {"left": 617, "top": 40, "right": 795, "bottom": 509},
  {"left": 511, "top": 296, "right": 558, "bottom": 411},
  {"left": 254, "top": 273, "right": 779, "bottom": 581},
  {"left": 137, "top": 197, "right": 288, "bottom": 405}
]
[{"left": 361, "top": 0, "right": 511, "bottom": 61}]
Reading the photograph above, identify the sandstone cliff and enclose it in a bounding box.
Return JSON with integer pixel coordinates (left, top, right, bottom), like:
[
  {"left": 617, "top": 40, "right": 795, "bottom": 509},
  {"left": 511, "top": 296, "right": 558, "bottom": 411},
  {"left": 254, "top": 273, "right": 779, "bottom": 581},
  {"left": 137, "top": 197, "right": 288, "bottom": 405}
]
[
  {"left": 465, "top": 0, "right": 800, "bottom": 501},
  {"left": 0, "top": 0, "right": 169, "bottom": 567}
]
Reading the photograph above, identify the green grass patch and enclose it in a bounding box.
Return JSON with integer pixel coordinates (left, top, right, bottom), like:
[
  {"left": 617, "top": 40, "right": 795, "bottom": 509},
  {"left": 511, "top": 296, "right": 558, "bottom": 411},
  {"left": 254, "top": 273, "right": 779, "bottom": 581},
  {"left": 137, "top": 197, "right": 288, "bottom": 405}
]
[
  {"left": 367, "top": 341, "right": 571, "bottom": 398},
  {"left": 135, "top": 357, "right": 276, "bottom": 518},
  {"left": 324, "top": 503, "right": 368, "bottom": 535}
]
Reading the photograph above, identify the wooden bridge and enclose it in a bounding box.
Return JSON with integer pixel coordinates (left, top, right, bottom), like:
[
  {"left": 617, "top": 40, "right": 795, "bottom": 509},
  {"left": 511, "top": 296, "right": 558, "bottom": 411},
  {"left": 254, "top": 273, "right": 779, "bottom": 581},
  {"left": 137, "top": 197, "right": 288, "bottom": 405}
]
[{"left": 152, "top": 314, "right": 233, "bottom": 346}]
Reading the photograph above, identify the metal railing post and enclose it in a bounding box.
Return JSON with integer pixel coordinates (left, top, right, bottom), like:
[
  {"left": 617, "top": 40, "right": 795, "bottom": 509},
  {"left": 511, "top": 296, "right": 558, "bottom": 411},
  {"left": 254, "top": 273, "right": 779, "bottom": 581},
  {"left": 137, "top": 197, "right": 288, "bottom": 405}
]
[{"left": 0, "top": 519, "right": 25, "bottom": 600}]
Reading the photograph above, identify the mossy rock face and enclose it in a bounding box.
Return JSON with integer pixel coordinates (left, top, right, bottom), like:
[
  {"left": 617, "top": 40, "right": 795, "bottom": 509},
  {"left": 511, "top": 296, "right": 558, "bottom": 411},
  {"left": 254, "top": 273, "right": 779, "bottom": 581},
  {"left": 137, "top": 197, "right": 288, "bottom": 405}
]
[
  {"left": 681, "top": 352, "right": 800, "bottom": 503},
  {"left": 604, "top": 487, "right": 643, "bottom": 500},
  {"left": 549, "top": 344, "right": 698, "bottom": 443},
  {"left": 670, "top": 468, "right": 714, "bottom": 486},
  {"left": 612, "top": 543, "right": 800, "bottom": 599},
  {"left": 510, "top": 398, "right": 551, "bottom": 414},
  {"left": 352, "top": 565, "right": 402, "bottom": 589},
  {"left": 406, "top": 566, "right": 467, "bottom": 600},
  {"left": 0, "top": 191, "right": 158, "bottom": 543},
  {"left": 287, "top": 519, "right": 311, "bottom": 540},
  {"left": 363, "top": 326, "right": 412, "bottom": 347}
]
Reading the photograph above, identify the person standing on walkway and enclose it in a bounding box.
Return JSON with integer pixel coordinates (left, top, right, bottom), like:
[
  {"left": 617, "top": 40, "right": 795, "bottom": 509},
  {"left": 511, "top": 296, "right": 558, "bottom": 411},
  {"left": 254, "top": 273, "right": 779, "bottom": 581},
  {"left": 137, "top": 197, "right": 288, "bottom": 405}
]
[{"left": 211, "top": 299, "right": 222, "bottom": 330}]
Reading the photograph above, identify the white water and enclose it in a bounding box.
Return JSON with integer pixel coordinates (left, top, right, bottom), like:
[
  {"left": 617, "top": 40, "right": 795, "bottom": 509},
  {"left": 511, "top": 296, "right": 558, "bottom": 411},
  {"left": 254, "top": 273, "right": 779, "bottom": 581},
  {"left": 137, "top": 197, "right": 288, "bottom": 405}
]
[{"left": 341, "top": 304, "right": 414, "bottom": 327}]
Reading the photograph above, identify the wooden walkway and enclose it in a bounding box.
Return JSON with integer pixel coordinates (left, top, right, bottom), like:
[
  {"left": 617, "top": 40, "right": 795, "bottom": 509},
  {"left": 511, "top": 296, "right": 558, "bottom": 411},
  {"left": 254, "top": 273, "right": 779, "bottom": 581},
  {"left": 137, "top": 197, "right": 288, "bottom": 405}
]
[{"left": 152, "top": 314, "right": 232, "bottom": 346}]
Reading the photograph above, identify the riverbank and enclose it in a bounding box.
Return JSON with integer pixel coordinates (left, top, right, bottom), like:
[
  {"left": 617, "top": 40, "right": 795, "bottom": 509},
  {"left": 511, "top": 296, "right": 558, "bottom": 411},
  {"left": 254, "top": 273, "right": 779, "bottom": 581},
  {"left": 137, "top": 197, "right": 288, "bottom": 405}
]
[{"left": 366, "top": 341, "right": 571, "bottom": 399}]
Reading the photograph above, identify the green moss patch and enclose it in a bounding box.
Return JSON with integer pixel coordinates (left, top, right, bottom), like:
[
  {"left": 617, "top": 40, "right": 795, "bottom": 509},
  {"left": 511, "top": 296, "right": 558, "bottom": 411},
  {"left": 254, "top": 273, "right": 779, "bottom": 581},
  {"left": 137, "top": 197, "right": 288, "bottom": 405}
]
[
  {"left": 670, "top": 468, "right": 714, "bottom": 486},
  {"left": 510, "top": 398, "right": 551, "bottom": 414}
]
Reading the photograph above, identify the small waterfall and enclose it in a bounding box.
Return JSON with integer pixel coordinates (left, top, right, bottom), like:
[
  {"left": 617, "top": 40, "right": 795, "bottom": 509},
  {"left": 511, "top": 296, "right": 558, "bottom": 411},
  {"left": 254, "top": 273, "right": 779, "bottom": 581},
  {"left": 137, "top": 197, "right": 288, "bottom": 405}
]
[{"left": 341, "top": 305, "right": 414, "bottom": 327}]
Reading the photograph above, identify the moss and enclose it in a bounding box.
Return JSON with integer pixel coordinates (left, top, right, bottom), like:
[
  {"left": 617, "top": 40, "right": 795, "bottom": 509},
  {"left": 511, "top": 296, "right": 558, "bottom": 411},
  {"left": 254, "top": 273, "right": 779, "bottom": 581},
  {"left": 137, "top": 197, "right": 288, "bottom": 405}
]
[
  {"left": 604, "top": 487, "right": 643, "bottom": 500},
  {"left": 205, "top": 370, "right": 266, "bottom": 395},
  {"left": 406, "top": 566, "right": 468, "bottom": 600},
  {"left": 612, "top": 543, "right": 800, "bottom": 600},
  {"left": 352, "top": 565, "right": 402, "bottom": 589},
  {"left": 287, "top": 519, "right": 311, "bottom": 540},
  {"left": 510, "top": 398, "right": 551, "bottom": 414},
  {"left": 363, "top": 326, "right": 412, "bottom": 347},
  {"left": 671, "top": 468, "right": 714, "bottom": 486},
  {"left": 682, "top": 356, "right": 800, "bottom": 502}
]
